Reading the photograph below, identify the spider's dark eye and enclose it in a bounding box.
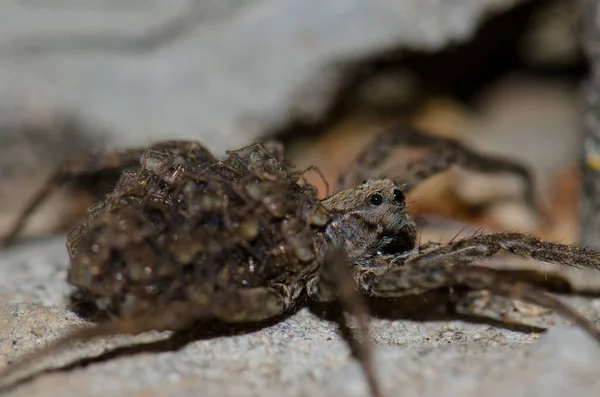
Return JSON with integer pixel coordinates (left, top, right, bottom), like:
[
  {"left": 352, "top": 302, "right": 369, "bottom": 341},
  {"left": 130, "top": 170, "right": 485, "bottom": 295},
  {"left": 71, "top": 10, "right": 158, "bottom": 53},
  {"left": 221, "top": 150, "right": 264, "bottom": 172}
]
[
  {"left": 369, "top": 193, "right": 383, "bottom": 206},
  {"left": 393, "top": 189, "right": 405, "bottom": 203}
]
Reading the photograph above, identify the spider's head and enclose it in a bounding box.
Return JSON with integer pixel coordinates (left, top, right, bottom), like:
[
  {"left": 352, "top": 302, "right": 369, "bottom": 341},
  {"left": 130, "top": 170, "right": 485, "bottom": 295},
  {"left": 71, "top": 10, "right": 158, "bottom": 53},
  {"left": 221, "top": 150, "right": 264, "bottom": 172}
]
[{"left": 319, "top": 179, "right": 416, "bottom": 267}]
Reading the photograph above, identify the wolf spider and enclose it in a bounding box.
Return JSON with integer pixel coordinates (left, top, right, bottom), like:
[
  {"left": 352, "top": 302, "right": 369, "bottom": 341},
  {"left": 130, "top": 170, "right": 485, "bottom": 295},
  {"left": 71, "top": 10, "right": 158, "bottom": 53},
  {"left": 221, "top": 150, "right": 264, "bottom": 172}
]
[{"left": 1, "top": 126, "right": 600, "bottom": 397}]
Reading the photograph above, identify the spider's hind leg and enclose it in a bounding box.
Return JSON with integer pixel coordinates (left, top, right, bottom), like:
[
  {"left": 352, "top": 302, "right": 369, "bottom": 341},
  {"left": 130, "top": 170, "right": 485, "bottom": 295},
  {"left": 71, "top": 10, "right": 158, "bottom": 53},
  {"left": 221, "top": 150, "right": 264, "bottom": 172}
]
[
  {"left": 0, "top": 148, "right": 145, "bottom": 249},
  {"left": 0, "top": 303, "right": 202, "bottom": 391},
  {"left": 1, "top": 140, "right": 214, "bottom": 249},
  {"left": 454, "top": 267, "right": 600, "bottom": 340},
  {"left": 369, "top": 265, "right": 600, "bottom": 342},
  {"left": 366, "top": 232, "right": 600, "bottom": 338},
  {"left": 446, "top": 268, "right": 576, "bottom": 330}
]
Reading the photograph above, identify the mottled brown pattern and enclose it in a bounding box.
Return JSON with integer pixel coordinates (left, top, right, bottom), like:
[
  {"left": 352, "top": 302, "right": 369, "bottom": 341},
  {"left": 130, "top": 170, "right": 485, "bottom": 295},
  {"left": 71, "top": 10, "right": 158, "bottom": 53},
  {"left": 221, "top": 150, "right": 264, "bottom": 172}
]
[{"left": 2, "top": 127, "right": 600, "bottom": 397}]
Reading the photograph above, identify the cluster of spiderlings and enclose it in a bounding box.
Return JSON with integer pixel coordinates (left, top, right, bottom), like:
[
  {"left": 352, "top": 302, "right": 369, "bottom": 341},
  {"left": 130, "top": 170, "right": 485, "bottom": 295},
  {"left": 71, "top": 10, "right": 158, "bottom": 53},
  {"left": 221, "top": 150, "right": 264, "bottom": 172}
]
[
  {"left": 67, "top": 167, "right": 172, "bottom": 315},
  {"left": 65, "top": 142, "right": 330, "bottom": 317},
  {"left": 206, "top": 144, "right": 328, "bottom": 286}
]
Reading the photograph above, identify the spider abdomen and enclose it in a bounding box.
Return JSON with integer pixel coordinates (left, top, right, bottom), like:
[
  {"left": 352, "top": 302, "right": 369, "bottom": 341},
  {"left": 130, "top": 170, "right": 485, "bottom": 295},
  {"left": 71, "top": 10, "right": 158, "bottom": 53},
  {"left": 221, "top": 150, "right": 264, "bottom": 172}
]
[{"left": 66, "top": 143, "right": 326, "bottom": 317}]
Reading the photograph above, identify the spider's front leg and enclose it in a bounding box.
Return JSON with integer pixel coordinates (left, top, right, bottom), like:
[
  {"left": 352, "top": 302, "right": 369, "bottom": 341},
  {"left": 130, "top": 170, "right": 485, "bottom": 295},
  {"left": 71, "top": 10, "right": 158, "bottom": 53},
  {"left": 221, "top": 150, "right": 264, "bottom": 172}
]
[
  {"left": 337, "top": 126, "right": 535, "bottom": 203},
  {"left": 362, "top": 232, "right": 600, "bottom": 342},
  {"left": 308, "top": 247, "right": 380, "bottom": 397},
  {"left": 404, "top": 232, "right": 600, "bottom": 272}
]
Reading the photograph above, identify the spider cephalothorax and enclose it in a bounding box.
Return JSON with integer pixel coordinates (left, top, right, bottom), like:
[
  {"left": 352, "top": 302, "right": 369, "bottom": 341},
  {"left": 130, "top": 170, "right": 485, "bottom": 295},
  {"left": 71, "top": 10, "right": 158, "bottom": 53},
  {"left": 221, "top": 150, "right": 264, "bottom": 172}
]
[
  {"left": 2, "top": 127, "right": 600, "bottom": 397},
  {"left": 320, "top": 179, "right": 417, "bottom": 270}
]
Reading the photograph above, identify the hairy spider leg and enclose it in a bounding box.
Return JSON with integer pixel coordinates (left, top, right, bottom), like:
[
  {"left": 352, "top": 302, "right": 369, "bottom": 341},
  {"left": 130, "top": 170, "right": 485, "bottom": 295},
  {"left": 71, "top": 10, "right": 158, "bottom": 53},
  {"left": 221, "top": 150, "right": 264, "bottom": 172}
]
[
  {"left": 336, "top": 126, "right": 535, "bottom": 206},
  {"left": 0, "top": 302, "right": 202, "bottom": 391},
  {"left": 444, "top": 268, "right": 578, "bottom": 332},
  {"left": 309, "top": 247, "right": 381, "bottom": 397},
  {"left": 0, "top": 141, "right": 214, "bottom": 249},
  {"left": 0, "top": 283, "right": 297, "bottom": 391},
  {"left": 404, "top": 232, "right": 600, "bottom": 272},
  {"left": 365, "top": 232, "right": 600, "bottom": 342},
  {"left": 0, "top": 149, "right": 145, "bottom": 249},
  {"left": 297, "top": 165, "right": 330, "bottom": 198},
  {"left": 369, "top": 265, "right": 600, "bottom": 342}
]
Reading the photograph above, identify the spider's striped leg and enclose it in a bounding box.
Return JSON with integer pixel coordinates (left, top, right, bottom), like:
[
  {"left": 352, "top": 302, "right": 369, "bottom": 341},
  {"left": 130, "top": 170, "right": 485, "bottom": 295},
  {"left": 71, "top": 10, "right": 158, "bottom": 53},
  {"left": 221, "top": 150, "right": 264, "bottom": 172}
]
[
  {"left": 309, "top": 247, "right": 381, "bottom": 397},
  {"left": 404, "top": 232, "right": 600, "bottom": 272},
  {"left": 368, "top": 265, "right": 600, "bottom": 342},
  {"left": 1, "top": 141, "right": 214, "bottom": 249},
  {"left": 0, "top": 283, "right": 295, "bottom": 391},
  {"left": 0, "top": 301, "right": 205, "bottom": 391},
  {"left": 445, "top": 269, "right": 576, "bottom": 331},
  {"left": 336, "top": 126, "right": 534, "bottom": 203},
  {"left": 0, "top": 149, "right": 144, "bottom": 249}
]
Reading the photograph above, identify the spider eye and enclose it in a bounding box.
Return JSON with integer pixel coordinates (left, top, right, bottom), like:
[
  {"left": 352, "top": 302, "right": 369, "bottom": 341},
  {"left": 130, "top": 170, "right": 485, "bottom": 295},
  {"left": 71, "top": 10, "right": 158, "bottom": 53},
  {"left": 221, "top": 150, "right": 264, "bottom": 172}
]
[
  {"left": 369, "top": 193, "right": 383, "bottom": 206},
  {"left": 393, "top": 189, "right": 405, "bottom": 203}
]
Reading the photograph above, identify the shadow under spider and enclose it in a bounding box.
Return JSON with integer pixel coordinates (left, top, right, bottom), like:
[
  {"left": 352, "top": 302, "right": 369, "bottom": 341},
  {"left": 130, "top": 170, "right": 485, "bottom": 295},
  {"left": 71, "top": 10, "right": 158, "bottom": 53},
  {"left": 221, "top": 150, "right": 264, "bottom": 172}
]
[
  {"left": 5, "top": 301, "right": 296, "bottom": 390},
  {"left": 9, "top": 273, "right": 596, "bottom": 390},
  {"left": 58, "top": 315, "right": 294, "bottom": 372}
]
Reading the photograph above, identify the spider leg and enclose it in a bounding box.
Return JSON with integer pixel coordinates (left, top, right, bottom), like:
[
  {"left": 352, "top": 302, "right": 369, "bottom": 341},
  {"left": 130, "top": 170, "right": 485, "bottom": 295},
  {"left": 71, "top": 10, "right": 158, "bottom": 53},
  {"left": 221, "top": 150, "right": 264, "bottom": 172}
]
[
  {"left": 0, "top": 149, "right": 144, "bottom": 249},
  {"left": 0, "top": 301, "right": 204, "bottom": 390},
  {"left": 337, "top": 126, "right": 534, "bottom": 202},
  {"left": 0, "top": 140, "right": 214, "bottom": 249},
  {"left": 0, "top": 284, "right": 295, "bottom": 390},
  {"left": 308, "top": 247, "right": 380, "bottom": 397},
  {"left": 404, "top": 232, "right": 600, "bottom": 272},
  {"left": 298, "top": 165, "right": 330, "bottom": 198},
  {"left": 448, "top": 289, "right": 549, "bottom": 334},
  {"left": 261, "top": 140, "right": 287, "bottom": 163},
  {"left": 446, "top": 269, "right": 576, "bottom": 330},
  {"left": 369, "top": 265, "right": 600, "bottom": 341}
]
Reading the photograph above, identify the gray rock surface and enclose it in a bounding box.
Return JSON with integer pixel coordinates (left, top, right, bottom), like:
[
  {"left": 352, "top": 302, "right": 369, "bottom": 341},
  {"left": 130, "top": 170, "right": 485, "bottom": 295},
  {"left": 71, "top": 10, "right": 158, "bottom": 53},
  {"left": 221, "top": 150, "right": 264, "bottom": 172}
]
[
  {"left": 1, "top": 237, "right": 600, "bottom": 396},
  {"left": 0, "top": 0, "right": 524, "bottom": 153}
]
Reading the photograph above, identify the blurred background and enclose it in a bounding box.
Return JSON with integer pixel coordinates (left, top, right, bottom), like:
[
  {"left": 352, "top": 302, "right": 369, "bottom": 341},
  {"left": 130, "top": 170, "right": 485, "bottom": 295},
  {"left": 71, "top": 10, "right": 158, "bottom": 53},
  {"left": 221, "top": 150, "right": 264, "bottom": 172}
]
[{"left": 0, "top": 0, "right": 591, "bottom": 249}]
